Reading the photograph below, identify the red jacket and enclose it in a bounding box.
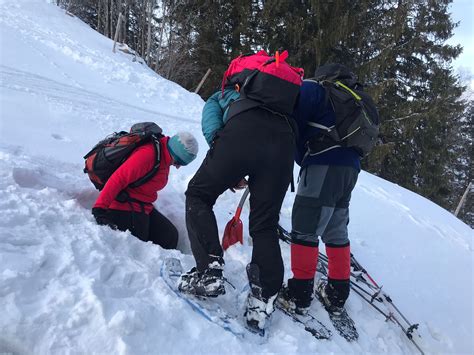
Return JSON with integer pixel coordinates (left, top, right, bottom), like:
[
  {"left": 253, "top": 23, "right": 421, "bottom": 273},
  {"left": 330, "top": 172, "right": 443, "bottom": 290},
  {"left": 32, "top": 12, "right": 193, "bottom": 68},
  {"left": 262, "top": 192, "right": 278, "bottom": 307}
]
[{"left": 94, "top": 136, "right": 172, "bottom": 214}]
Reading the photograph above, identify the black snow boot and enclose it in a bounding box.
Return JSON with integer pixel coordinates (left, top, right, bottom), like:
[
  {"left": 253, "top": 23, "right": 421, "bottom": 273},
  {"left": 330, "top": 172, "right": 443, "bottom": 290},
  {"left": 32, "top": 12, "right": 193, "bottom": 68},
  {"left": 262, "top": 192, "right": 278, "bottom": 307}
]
[
  {"left": 178, "top": 256, "right": 225, "bottom": 297},
  {"left": 244, "top": 263, "right": 277, "bottom": 336},
  {"left": 276, "top": 278, "right": 314, "bottom": 315},
  {"left": 316, "top": 278, "right": 350, "bottom": 315}
]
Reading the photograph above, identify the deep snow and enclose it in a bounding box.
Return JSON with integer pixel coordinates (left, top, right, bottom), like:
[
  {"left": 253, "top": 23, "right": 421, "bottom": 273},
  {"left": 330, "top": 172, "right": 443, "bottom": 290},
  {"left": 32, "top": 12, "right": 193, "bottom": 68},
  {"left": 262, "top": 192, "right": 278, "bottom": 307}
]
[{"left": 0, "top": 1, "right": 472, "bottom": 354}]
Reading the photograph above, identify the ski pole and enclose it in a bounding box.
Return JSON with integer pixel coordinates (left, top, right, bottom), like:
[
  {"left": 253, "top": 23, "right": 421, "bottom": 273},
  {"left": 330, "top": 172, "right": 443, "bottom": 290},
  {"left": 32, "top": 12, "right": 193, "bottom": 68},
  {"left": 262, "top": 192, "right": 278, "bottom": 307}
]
[
  {"left": 320, "top": 253, "right": 381, "bottom": 293},
  {"left": 380, "top": 292, "right": 416, "bottom": 331},
  {"left": 351, "top": 255, "right": 420, "bottom": 328},
  {"left": 350, "top": 253, "right": 380, "bottom": 288},
  {"left": 277, "top": 224, "right": 292, "bottom": 244},
  {"left": 324, "top": 251, "right": 424, "bottom": 352},
  {"left": 350, "top": 287, "right": 393, "bottom": 321},
  {"left": 350, "top": 255, "right": 423, "bottom": 342},
  {"left": 278, "top": 224, "right": 424, "bottom": 353}
]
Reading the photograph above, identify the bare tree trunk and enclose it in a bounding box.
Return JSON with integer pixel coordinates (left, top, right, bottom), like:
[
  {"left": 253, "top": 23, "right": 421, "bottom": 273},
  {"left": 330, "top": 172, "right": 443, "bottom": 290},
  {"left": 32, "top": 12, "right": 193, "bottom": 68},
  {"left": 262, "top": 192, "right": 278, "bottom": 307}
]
[
  {"left": 194, "top": 69, "right": 212, "bottom": 94},
  {"left": 113, "top": 13, "right": 124, "bottom": 53},
  {"left": 116, "top": 0, "right": 123, "bottom": 43},
  {"left": 140, "top": 4, "right": 145, "bottom": 57},
  {"left": 145, "top": 0, "right": 153, "bottom": 65},
  {"left": 97, "top": 0, "right": 101, "bottom": 32},
  {"left": 122, "top": 0, "right": 130, "bottom": 44},
  {"left": 104, "top": 0, "right": 109, "bottom": 38},
  {"left": 154, "top": 0, "right": 166, "bottom": 66},
  {"left": 66, "top": 0, "right": 72, "bottom": 13},
  {"left": 109, "top": 0, "right": 113, "bottom": 40},
  {"left": 166, "top": 10, "right": 174, "bottom": 79},
  {"left": 110, "top": 0, "right": 116, "bottom": 41},
  {"left": 454, "top": 182, "right": 472, "bottom": 217}
]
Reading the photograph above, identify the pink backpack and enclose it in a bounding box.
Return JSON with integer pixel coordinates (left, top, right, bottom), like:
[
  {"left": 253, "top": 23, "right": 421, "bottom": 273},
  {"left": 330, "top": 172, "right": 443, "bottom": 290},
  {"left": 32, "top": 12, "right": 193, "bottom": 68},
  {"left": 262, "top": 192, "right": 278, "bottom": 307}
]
[{"left": 222, "top": 50, "right": 304, "bottom": 118}]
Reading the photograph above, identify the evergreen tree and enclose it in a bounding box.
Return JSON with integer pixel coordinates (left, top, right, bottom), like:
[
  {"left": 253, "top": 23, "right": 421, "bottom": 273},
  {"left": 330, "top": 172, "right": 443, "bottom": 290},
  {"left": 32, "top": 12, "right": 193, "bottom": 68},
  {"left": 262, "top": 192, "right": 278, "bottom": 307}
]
[{"left": 58, "top": 0, "right": 470, "bottom": 219}]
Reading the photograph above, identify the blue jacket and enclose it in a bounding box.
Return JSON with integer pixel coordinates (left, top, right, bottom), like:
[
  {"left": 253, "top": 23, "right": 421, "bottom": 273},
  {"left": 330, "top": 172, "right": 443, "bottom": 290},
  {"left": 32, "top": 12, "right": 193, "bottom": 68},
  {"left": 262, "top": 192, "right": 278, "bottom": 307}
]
[
  {"left": 201, "top": 89, "right": 240, "bottom": 146},
  {"left": 294, "top": 80, "right": 360, "bottom": 170}
]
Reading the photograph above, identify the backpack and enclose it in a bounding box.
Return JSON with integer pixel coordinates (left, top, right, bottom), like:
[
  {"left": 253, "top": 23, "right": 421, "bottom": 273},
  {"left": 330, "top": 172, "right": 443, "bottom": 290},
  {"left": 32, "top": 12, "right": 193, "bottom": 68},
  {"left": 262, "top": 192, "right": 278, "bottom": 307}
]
[
  {"left": 83, "top": 122, "right": 163, "bottom": 193},
  {"left": 306, "top": 64, "right": 380, "bottom": 157},
  {"left": 222, "top": 50, "right": 304, "bottom": 120}
]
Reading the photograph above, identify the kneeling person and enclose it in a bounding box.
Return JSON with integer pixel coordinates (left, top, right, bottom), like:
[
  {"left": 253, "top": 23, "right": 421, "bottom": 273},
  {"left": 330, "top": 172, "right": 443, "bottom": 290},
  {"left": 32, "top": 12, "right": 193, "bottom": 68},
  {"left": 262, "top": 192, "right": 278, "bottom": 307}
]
[{"left": 91, "top": 127, "right": 198, "bottom": 249}]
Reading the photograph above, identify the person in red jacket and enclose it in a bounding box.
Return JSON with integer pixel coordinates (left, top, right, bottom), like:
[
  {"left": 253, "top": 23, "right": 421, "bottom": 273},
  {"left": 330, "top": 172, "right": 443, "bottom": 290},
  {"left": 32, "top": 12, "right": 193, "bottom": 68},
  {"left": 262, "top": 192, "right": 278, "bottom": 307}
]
[{"left": 91, "top": 131, "right": 199, "bottom": 249}]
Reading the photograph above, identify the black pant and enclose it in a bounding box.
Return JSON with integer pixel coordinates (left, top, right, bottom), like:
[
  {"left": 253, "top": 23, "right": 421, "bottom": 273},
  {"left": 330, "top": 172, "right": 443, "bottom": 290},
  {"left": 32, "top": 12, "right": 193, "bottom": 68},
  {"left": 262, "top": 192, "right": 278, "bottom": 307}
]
[
  {"left": 185, "top": 109, "right": 295, "bottom": 298},
  {"left": 107, "top": 208, "right": 178, "bottom": 249}
]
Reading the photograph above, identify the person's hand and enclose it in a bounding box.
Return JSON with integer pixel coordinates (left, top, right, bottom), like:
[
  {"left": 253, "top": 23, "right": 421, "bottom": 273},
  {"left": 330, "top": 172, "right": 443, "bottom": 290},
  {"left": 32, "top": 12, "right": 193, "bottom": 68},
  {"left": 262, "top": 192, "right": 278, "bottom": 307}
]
[
  {"left": 230, "top": 178, "right": 248, "bottom": 193},
  {"left": 92, "top": 207, "right": 117, "bottom": 230}
]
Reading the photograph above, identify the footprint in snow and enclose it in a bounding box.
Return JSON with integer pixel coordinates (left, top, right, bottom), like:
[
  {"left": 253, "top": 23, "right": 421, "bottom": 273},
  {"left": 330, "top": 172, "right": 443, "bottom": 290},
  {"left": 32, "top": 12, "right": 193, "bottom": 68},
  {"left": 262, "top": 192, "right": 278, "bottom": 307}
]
[{"left": 51, "top": 133, "right": 71, "bottom": 142}]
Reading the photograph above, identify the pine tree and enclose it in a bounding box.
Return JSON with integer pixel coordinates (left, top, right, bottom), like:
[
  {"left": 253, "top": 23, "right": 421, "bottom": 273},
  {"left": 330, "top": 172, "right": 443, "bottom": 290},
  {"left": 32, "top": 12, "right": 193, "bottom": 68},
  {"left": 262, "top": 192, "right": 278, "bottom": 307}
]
[{"left": 58, "top": 0, "right": 470, "bottom": 218}]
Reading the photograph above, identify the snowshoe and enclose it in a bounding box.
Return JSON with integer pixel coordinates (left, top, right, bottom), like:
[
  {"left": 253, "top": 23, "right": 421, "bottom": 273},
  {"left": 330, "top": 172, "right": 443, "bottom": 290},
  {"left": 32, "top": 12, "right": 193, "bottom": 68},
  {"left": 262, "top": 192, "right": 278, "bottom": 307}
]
[
  {"left": 315, "top": 279, "right": 358, "bottom": 341},
  {"left": 275, "top": 282, "right": 332, "bottom": 340},
  {"left": 178, "top": 258, "right": 225, "bottom": 298}
]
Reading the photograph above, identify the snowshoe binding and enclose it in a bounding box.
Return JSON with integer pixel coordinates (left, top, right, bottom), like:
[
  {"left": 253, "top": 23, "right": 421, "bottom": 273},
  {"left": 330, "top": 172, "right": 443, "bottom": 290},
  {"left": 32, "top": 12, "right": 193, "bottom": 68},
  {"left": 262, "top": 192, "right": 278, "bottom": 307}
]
[
  {"left": 178, "top": 257, "right": 225, "bottom": 298},
  {"left": 315, "top": 279, "right": 358, "bottom": 341}
]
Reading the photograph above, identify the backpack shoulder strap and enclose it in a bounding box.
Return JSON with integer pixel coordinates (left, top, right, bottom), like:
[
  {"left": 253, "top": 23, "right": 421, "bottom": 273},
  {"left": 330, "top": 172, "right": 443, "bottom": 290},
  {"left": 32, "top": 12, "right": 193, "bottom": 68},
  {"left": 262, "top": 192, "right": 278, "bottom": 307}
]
[
  {"left": 303, "top": 78, "right": 333, "bottom": 110},
  {"left": 128, "top": 134, "right": 161, "bottom": 188},
  {"left": 334, "top": 80, "right": 362, "bottom": 102},
  {"left": 302, "top": 79, "right": 334, "bottom": 131}
]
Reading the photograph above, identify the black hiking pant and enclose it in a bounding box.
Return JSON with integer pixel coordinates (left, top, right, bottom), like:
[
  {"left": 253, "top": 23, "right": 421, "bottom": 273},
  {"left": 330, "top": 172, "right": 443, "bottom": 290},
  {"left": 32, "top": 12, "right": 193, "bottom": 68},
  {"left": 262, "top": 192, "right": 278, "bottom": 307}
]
[
  {"left": 107, "top": 208, "right": 178, "bottom": 249},
  {"left": 185, "top": 109, "right": 295, "bottom": 298}
]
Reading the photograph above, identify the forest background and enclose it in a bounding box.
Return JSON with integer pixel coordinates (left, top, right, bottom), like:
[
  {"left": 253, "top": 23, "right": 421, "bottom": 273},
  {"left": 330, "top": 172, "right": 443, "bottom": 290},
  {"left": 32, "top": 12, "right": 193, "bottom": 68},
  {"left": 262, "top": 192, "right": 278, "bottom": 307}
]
[{"left": 57, "top": 0, "right": 473, "bottom": 227}]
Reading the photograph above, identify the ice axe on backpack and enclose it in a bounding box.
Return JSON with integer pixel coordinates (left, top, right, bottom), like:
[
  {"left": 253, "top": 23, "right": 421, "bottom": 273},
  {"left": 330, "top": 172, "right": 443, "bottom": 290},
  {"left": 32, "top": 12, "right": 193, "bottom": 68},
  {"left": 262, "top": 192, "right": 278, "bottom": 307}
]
[{"left": 222, "top": 187, "right": 250, "bottom": 251}]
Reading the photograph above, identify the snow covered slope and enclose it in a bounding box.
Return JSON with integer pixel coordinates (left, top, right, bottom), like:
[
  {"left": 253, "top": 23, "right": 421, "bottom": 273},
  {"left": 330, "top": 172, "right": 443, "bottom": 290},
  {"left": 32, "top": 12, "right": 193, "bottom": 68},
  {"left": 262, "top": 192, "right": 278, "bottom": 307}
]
[{"left": 0, "top": 1, "right": 472, "bottom": 354}]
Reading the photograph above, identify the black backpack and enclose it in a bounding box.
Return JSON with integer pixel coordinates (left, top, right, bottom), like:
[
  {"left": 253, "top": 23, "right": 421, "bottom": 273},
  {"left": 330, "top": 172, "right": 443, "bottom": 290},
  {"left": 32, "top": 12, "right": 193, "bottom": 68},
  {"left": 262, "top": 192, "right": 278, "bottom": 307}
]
[
  {"left": 83, "top": 122, "right": 163, "bottom": 195},
  {"left": 306, "top": 64, "right": 380, "bottom": 157},
  {"left": 221, "top": 50, "right": 304, "bottom": 120}
]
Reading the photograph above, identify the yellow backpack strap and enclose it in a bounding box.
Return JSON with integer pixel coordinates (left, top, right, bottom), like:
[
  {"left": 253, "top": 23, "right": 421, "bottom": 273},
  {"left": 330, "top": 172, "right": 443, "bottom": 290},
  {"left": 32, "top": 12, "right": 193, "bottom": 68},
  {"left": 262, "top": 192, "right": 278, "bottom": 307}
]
[{"left": 335, "top": 80, "right": 362, "bottom": 101}]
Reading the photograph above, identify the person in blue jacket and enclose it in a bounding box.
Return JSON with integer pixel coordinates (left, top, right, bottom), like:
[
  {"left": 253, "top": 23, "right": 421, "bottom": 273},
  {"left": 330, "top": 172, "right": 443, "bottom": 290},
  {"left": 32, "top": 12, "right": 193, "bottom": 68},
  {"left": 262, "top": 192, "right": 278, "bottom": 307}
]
[
  {"left": 200, "top": 88, "right": 240, "bottom": 145},
  {"left": 278, "top": 64, "right": 361, "bottom": 316}
]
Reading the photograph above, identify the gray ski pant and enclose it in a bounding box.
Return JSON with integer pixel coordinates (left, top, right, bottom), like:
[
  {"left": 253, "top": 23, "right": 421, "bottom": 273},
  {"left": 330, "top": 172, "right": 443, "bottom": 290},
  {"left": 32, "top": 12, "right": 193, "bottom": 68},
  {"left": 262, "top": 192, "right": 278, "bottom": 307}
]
[{"left": 291, "top": 165, "right": 359, "bottom": 247}]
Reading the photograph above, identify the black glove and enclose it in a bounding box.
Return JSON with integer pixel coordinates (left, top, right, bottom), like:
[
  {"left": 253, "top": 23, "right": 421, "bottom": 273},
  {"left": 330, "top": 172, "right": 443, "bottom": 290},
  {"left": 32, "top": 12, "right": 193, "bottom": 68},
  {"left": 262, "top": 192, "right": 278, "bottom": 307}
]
[{"left": 92, "top": 207, "right": 117, "bottom": 230}]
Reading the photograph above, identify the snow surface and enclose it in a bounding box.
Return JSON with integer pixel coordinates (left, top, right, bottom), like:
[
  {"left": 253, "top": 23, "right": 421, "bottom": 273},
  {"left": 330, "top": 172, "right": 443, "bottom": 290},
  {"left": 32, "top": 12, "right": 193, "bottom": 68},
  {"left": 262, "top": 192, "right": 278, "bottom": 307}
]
[{"left": 0, "top": 1, "right": 472, "bottom": 354}]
